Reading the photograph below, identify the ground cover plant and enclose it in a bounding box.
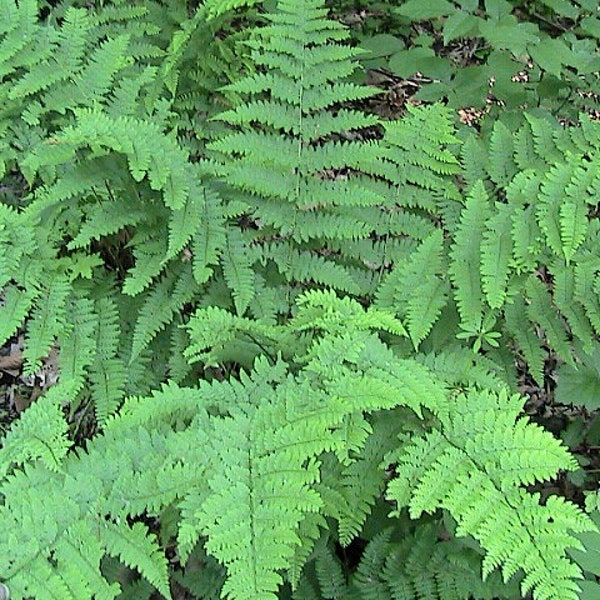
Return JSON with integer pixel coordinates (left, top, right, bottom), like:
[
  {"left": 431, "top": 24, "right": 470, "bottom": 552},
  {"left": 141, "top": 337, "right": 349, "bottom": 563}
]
[{"left": 0, "top": 0, "right": 599, "bottom": 599}]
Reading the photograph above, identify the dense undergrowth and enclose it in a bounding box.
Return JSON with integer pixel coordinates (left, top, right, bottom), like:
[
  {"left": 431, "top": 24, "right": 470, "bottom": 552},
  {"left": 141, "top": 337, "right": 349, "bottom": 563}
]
[{"left": 0, "top": 0, "right": 599, "bottom": 599}]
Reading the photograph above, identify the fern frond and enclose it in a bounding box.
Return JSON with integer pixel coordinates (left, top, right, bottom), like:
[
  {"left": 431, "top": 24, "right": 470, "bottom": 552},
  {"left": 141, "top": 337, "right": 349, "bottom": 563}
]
[
  {"left": 58, "top": 295, "right": 98, "bottom": 394},
  {"left": 167, "top": 178, "right": 205, "bottom": 260},
  {"left": 524, "top": 112, "right": 563, "bottom": 165},
  {"left": 460, "top": 134, "right": 488, "bottom": 189},
  {"left": 0, "top": 383, "right": 74, "bottom": 480},
  {"left": 0, "top": 281, "right": 39, "bottom": 346},
  {"left": 44, "top": 520, "right": 118, "bottom": 600},
  {"left": 28, "top": 108, "right": 192, "bottom": 210},
  {"left": 204, "top": 0, "right": 262, "bottom": 20},
  {"left": 525, "top": 275, "right": 573, "bottom": 365},
  {"left": 486, "top": 119, "right": 517, "bottom": 186},
  {"left": 23, "top": 271, "right": 71, "bottom": 375},
  {"left": 100, "top": 521, "right": 170, "bottom": 598},
  {"left": 185, "top": 394, "right": 325, "bottom": 599},
  {"left": 8, "top": 8, "right": 89, "bottom": 100},
  {"left": 67, "top": 194, "right": 149, "bottom": 250},
  {"left": 375, "top": 229, "right": 449, "bottom": 349},
  {"left": 351, "top": 524, "right": 518, "bottom": 600},
  {"left": 505, "top": 296, "right": 546, "bottom": 385},
  {"left": 89, "top": 296, "right": 126, "bottom": 425},
  {"left": 510, "top": 201, "right": 543, "bottom": 272},
  {"left": 129, "top": 263, "right": 198, "bottom": 362},
  {"left": 222, "top": 227, "right": 255, "bottom": 315},
  {"left": 537, "top": 160, "right": 580, "bottom": 260},
  {"left": 205, "top": 0, "right": 393, "bottom": 303},
  {"left": 387, "top": 387, "right": 591, "bottom": 600},
  {"left": 481, "top": 204, "right": 514, "bottom": 309},
  {"left": 449, "top": 180, "right": 490, "bottom": 331},
  {"left": 574, "top": 254, "right": 600, "bottom": 336},
  {"left": 550, "top": 260, "right": 596, "bottom": 354},
  {"left": 313, "top": 538, "right": 348, "bottom": 599},
  {"left": 335, "top": 414, "right": 400, "bottom": 545},
  {"left": 122, "top": 237, "right": 168, "bottom": 296}
]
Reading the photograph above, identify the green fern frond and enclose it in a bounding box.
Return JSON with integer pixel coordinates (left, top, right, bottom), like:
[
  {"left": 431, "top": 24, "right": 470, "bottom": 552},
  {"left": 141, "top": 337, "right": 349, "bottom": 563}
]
[
  {"left": 313, "top": 538, "right": 348, "bottom": 599},
  {"left": 54, "top": 33, "right": 131, "bottom": 107},
  {"left": 537, "top": 160, "right": 579, "bottom": 260},
  {"left": 376, "top": 229, "right": 449, "bottom": 349},
  {"left": 222, "top": 227, "right": 255, "bottom": 315},
  {"left": 387, "top": 387, "right": 592, "bottom": 600},
  {"left": 204, "top": 0, "right": 262, "bottom": 20},
  {"left": 460, "top": 134, "right": 488, "bottom": 190},
  {"left": 480, "top": 204, "right": 514, "bottom": 309},
  {"left": 335, "top": 414, "right": 400, "bottom": 545},
  {"left": 27, "top": 108, "right": 192, "bottom": 211},
  {"left": 67, "top": 195, "right": 149, "bottom": 250},
  {"left": 90, "top": 296, "right": 126, "bottom": 425},
  {"left": 574, "top": 254, "right": 600, "bottom": 336},
  {"left": 510, "top": 201, "right": 543, "bottom": 272},
  {"left": 23, "top": 270, "right": 71, "bottom": 375},
  {"left": 167, "top": 178, "right": 205, "bottom": 260},
  {"left": 486, "top": 119, "right": 517, "bottom": 186},
  {"left": 183, "top": 392, "right": 326, "bottom": 600},
  {"left": 550, "top": 260, "right": 596, "bottom": 354},
  {"left": 190, "top": 185, "right": 227, "bottom": 285},
  {"left": 58, "top": 294, "right": 98, "bottom": 394},
  {"left": 129, "top": 263, "right": 198, "bottom": 362},
  {"left": 8, "top": 9, "right": 89, "bottom": 100},
  {"left": 525, "top": 275, "right": 574, "bottom": 365},
  {"left": 122, "top": 237, "right": 168, "bottom": 296},
  {"left": 559, "top": 164, "right": 592, "bottom": 264},
  {"left": 205, "top": 0, "right": 391, "bottom": 304},
  {"left": 100, "top": 521, "right": 170, "bottom": 598},
  {"left": 449, "top": 180, "right": 490, "bottom": 331},
  {"left": 0, "top": 383, "right": 74, "bottom": 480},
  {"left": 378, "top": 103, "right": 461, "bottom": 225},
  {"left": 504, "top": 296, "right": 546, "bottom": 385},
  {"left": 53, "top": 521, "right": 121, "bottom": 600},
  {"left": 418, "top": 345, "right": 507, "bottom": 393},
  {"left": 351, "top": 524, "right": 518, "bottom": 600},
  {"left": 266, "top": 243, "right": 362, "bottom": 295},
  {"left": 524, "top": 112, "right": 563, "bottom": 164}
]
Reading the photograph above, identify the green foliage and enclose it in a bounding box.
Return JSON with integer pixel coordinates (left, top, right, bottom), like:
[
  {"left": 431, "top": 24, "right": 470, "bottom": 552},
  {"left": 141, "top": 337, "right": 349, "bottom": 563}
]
[
  {"left": 353, "top": 0, "right": 600, "bottom": 119},
  {"left": 1, "top": 1, "right": 599, "bottom": 600},
  {"left": 1, "top": 291, "right": 592, "bottom": 600}
]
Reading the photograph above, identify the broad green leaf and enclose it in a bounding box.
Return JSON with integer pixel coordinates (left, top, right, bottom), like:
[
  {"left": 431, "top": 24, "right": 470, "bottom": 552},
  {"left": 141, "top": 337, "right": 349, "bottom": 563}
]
[
  {"left": 485, "top": 0, "right": 513, "bottom": 20},
  {"left": 539, "top": 0, "right": 579, "bottom": 19},
  {"left": 529, "top": 38, "right": 571, "bottom": 77},
  {"left": 479, "top": 19, "right": 540, "bottom": 55},
  {"left": 360, "top": 34, "right": 404, "bottom": 58},
  {"left": 388, "top": 47, "right": 435, "bottom": 78},
  {"left": 443, "top": 12, "right": 480, "bottom": 44},
  {"left": 395, "top": 0, "right": 454, "bottom": 20},
  {"left": 581, "top": 16, "right": 600, "bottom": 38}
]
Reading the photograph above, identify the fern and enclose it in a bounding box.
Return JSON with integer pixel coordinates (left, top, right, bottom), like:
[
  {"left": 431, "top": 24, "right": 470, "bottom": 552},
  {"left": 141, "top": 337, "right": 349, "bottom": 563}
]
[
  {"left": 349, "top": 525, "right": 518, "bottom": 600},
  {"left": 2, "top": 2, "right": 599, "bottom": 599},
  {"left": 1, "top": 289, "right": 595, "bottom": 600},
  {"left": 387, "top": 387, "right": 591, "bottom": 600},
  {"left": 480, "top": 204, "right": 513, "bottom": 309},
  {"left": 204, "top": 0, "right": 393, "bottom": 310},
  {"left": 449, "top": 180, "right": 491, "bottom": 332},
  {"left": 375, "top": 229, "right": 449, "bottom": 350}
]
